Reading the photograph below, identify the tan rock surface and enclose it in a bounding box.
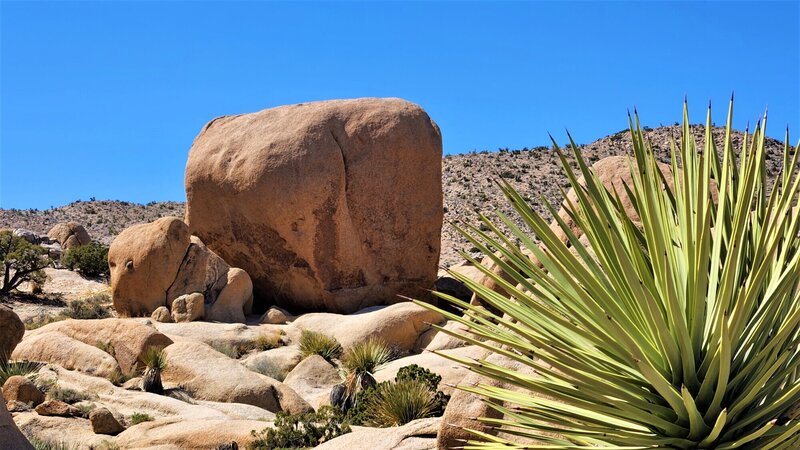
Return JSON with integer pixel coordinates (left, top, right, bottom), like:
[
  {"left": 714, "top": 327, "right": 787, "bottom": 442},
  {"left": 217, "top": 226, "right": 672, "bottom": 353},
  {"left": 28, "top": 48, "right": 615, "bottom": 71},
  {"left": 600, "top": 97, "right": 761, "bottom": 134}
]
[
  {"left": 171, "top": 292, "right": 205, "bottom": 323},
  {"left": 23, "top": 319, "right": 172, "bottom": 374},
  {"left": 0, "top": 305, "right": 24, "bottom": 361},
  {"left": 115, "top": 417, "right": 268, "bottom": 450},
  {"left": 2, "top": 375, "right": 45, "bottom": 406},
  {"left": 288, "top": 302, "right": 445, "bottom": 352},
  {"left": 47, "top": 221, "right": 90, "bottom": 249},
  {"left": 108, "top": 217, "right": 191, "bottom": 316},
  {"left": 162, "top": 340, "right": 310, "bottom": 413},
  {"left": 283, "top": 355, "right": 341, "bottom": 409},
  {"left": 242, "top": 345, "right": 303, "bottom": 380},
  {"left": 316, "top": 417, "right": 441, "bottom": 450},
  {"left": 12, "top": 331, "right": 121, "bottom": 378},
  {"left": 151, "top": 306, "right": 172, "bottom": 323},
  {"left": 206, "top": 268, "right": 253, "bottom": 323},
  {"left": 89, "top": 406, "right": 125, "bottom": 435},
  {"left": 185, "top": 98, "right": 443, "bottom": 314},
  {"left": 143, "top": 320, "right": 283, "bottom": 350}
]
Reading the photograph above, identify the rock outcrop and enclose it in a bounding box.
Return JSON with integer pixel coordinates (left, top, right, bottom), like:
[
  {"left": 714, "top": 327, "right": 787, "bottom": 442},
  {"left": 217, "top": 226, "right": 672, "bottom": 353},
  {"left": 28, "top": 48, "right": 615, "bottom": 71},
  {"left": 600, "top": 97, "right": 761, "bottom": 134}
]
[
  {"left": 185, "top": 98, "right": 443, "bottom": 314},
  {"left": 0, "top": 305, "right": 24, "bottom": 361},
  {"left": 2, "top": 375, "right": 45, "bottom": 407},
  {"left": 108, "top": 217, "right": 253, "bottom": 321},
  {"left": 47, "top": 221, "right": 91, "bottom": 250}
]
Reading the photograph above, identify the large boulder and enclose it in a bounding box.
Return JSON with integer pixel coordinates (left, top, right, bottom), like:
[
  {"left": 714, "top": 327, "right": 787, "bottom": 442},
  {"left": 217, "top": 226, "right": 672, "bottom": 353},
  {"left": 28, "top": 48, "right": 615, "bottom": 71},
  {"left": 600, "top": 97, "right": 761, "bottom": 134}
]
[
  {"left": 12, "top": 331, "right": 122, "bottom": 378},
  {"left": 0, "top": 397, "right": 34, "bottom": 450},
  {"left": 316, "top": 417, "right": 441, "bottom": 450},
  {"left": 109, "top": 217, "right": 253, "bottom": 321},
  {"left": 0, "top": 305, "right": 24, "bottom": 361},
  {"left": 115, "top": 417, "right": 269, "bottom": 449},
  {"left": 185, "top": 98, "right": 443, "bottom": 314},
  {"left": 288, "top": 302, "right": 445, "bottom": 352},
  {"left": 47, "top": 221, "right": 91, "bottom": 250},
  {"left": 162, "top": 341, "right": 311, "bottom": 414},
  {"left": 2, "top": 375, "right": 45, "bottom": 407},
  {"left": 20, "top": 319, "right": 172, "bottom": 374}
]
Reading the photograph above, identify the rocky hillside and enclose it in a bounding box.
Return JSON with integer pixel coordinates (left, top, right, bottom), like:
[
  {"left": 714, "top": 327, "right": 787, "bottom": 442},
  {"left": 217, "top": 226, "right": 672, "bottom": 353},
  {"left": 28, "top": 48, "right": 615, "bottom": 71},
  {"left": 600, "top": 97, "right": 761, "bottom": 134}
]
[{"left": 0, "top": 125, "right": 786, "bottom": 268}]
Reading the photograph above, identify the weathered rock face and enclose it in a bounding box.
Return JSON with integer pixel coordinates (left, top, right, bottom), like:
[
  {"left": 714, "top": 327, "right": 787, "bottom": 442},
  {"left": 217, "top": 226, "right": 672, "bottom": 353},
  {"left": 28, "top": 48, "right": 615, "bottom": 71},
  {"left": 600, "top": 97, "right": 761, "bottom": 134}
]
[
  {"left": 0, "top": 397, "right": 34, "bottom": 450},
  {"left": 89, "top": 407, "right": 125, "bottom": 435},
  {"left": 185, "top": 98, "right": 443, "bottom": 314},
  {"left": 2, "top": 375, "right": 45, "bottom": 407},
  {"left": 0, "top": 305, "right": 24, "bottom": 361},
  {"left": 109, "top": 217, "right": 253, "bottom": 321},
  {"left": 47, "top": 221, "right": 91, "bottom": 250}
]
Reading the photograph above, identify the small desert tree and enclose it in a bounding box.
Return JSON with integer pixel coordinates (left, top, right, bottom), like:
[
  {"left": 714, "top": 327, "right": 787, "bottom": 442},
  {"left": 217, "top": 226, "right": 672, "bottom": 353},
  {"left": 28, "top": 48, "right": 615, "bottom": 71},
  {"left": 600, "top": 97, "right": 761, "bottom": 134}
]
[
  {"left": 141, "top": 346, "right": 167, "bottom": 395},
  {"left": 0, "top": 230, "right": 52, "bottom": 295}
]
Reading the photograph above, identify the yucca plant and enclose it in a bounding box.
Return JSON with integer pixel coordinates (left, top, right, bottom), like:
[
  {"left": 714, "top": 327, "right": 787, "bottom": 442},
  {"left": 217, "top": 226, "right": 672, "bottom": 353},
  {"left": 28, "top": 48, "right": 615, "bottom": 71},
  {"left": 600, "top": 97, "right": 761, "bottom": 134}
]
[
  {"left": 141, "top": 346, "right": 167, "bottom": 395},
  {"left": 362, "top": 379, "right": 437, "bottom": 427},
  {"left": 299, "top": 330, "right": 342, "bottom": 362},
  {"left": 332, "top": 337, "right": 393, "bottom": 412},
  {"left": 419, "top": 99, "right": 800, "bottom": 448}
]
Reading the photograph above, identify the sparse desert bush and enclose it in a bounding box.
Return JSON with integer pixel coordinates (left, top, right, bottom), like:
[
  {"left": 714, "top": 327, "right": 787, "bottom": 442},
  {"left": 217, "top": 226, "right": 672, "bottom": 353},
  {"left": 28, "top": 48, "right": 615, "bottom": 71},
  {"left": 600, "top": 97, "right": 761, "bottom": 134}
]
[
  {"left": 251, "top": 333, "right": 282, "bottom": 351},
  {"left": 129, "top": 412, "right": 154, "bottom": 425},
  {"left": 248, "top": 358, "right": 287, "bottom": 382},
  {"left": 0, "top": 360, "right": 44, "bottom": 385},
  {"left": 211, "top": 343, "right": 243, "bottom": 359},
  {"left": 419, "top": 102, "right": 800, "bottom": 447},
  {"left": 24, "top": 313, "right": 66, "bottom": 330},
  {"left": 62, "top": 293, "right": 112, "bottom": 319},
  {"left": 0, "top": 230, "right": 52, "bottom": 294},
  {"left": 345, "top": 364, "right": 448, "bottom": 427},
  {"left": 299, "top": 330, "right": 342, "bottom": 362},
  {"left": 47, "top": 385, "right": 93, "bottom": 404},
  {"left": 248, "top": 405, "right": 350, "bottom": 450},
  {"left": 26, "top": 436, "right": 77, "bottom": 450},
  {"left": 61, "top": 241, "right": 109, "bottom": 277},
  {"left": 141, "top": 346, "right": 167, "bottom": 395}
]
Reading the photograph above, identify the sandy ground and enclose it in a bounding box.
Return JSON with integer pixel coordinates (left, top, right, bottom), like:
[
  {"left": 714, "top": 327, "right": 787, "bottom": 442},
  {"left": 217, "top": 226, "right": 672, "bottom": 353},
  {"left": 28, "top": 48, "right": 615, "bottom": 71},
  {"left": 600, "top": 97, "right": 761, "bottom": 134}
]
[{"left": 5, "top": 268, "right": 110, "bottom": 322}]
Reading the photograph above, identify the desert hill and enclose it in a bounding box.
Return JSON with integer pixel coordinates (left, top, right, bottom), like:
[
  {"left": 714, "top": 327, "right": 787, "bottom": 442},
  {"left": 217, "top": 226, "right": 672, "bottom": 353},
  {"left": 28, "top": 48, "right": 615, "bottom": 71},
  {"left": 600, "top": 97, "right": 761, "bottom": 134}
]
[{"left": 0, "top": 124, "right": 786, "bottom": 268}]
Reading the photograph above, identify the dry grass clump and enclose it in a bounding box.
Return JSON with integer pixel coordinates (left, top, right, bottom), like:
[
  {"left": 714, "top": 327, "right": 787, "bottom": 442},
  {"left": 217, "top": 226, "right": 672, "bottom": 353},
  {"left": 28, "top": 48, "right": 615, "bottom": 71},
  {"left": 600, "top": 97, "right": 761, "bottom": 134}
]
[{"left": 299, "top": 330, "right": 342, "bottom": 362}]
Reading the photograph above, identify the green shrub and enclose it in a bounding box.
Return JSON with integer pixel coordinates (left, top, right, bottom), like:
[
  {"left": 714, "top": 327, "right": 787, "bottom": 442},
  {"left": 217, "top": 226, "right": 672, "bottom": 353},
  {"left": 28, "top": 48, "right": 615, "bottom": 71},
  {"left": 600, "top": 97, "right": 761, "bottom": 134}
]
[
  {"left": 419, "top": 102, "right": 800, "bottom": 447},
  {"left": 247, "top": 358, "right": 287, "bottom": 382},
  {"left": 345, "top": 364, "right": 449, "bottom": 426},
  {"left": 61, "top": 241, "right": 109, "bottom": 277},
  {"left": 0, "top": 231, "right": 52, "bottom": 294},
  {"left": 0, "top": 360, "right": 44, "bottom": 386},
  {"left": 47, "top": 386, "right": 93, "bottom": 404},
  {"left": 341, "top": 337, "right": 392, "bottom": 376},
  {"left": 62, "top": 293, "right": 112, "bottom": 319},
  {"left": 362, "top": 379, "right": 437, "bottom": 427},
  {"left": 141, "top": 346, "right": 167, "bottom": 394},
  {"left": 248, "top": 405, "right": 350, "bottom": 449},
  {"left": 211, "top": 343, "right": 243, "bottom": 359},
  {"left": 299, "top": 330, "right": 342, "bottom": 362},
  {"left": 27, "top": 436, "right": 77, "bottom": 450},
  {"left": 251, "top": 333, "right": 282, "bottom": 351},
  {"left": 129, "top": 412, "right": 154, "bottom": 425}
]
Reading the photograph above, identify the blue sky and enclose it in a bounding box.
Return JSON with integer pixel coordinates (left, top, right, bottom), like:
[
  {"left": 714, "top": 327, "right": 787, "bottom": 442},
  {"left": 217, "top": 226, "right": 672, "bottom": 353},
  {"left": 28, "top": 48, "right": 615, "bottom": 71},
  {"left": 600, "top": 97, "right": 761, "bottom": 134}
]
[{"left": 2, "top": 1, "right": 798, "bottom": 209}]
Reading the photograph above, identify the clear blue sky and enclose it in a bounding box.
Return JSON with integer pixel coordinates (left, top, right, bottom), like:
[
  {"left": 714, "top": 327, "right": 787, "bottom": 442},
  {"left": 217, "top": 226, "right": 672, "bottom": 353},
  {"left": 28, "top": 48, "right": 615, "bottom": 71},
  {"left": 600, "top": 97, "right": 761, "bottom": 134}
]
[{"left": 2, "top": 1, "right": 798, "bottom": 209}]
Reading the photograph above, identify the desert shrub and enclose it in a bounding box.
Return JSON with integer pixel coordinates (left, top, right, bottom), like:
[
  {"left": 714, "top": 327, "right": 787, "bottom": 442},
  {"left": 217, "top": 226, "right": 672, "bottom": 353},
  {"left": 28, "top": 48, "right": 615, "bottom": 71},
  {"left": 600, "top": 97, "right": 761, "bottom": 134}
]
[
  {"left": 418, "top": 103, "right": 800, "bottom": 447},
  {"left": 211, "top": 343, "right": 243, "bottom": 359},
  {"left": 106, "top": 368, "right": 136, "bottom": 386},
  {"left": 247, "top": 358, "right": 287, "bottom": 382},
  {"left": 27, "top": 437, "right": 77, "bottom": 450},
  {"left": 0, "top": 360, "right": 44, "bottom": 385},
  {"left": 251, "top": 333, "right": 282, "bottom": 351},
  {"left": 0, "top": 231, "right": 52, "bottom": 294},
  {"left": 248, "top": 405, "right": 350, "bottom": 449},
  {"left": 62, "top": 293, "right": 112, "bottom": 319},
  {"left": 345, "top": 364, "right": 448, "bottom": 426},
  {"left": 362, "top": 379, "right": 437, "bottom": 427},
  {"left": 61, "top": 241, "right": 109, "bottom": 277},
  {"left": 341, "top": 337, "right": 392, "bottom": 376},
  {"left": 299, "top": 330, "right": 342, "bottom": 361},
  {"left": 141, "top": 346, "right": 167, "bottom": 394},
  {"left": 73, "top": 402, "right": 96, "bottom": 418},
  {"left": 129, "top": 412, "right": 154, "bottom": 425},
  {"left": 24, "top": 313, "right": 66, "bottom": 330},
  {"left": 47, "top": 386, "right": 93, "bottom": 404}
]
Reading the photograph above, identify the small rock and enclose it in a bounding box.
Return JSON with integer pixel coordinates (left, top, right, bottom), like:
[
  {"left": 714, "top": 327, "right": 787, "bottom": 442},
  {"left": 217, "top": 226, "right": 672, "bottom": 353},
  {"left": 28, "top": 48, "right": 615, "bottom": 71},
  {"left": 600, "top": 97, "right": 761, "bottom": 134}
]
[
  {"left": 89, "top": 407, "right": 125, "bottom": 435},
  {"left": 151, "top": 306, "right": 173, "bottom": 323},
  {"left": 2, "top": 375, "right": 45, "bottom": 406},
  {"left": 171, "top": 292, "right": 205, "bottom": 322},
  {"left": 260, "top": 306, "right": 291, "bottom": 324},
  {"left": 122, "top": 377, "right": 142, "bottom": 391},
  {"left": 35, "top": 399, "right": 80, "bottom": 417}
]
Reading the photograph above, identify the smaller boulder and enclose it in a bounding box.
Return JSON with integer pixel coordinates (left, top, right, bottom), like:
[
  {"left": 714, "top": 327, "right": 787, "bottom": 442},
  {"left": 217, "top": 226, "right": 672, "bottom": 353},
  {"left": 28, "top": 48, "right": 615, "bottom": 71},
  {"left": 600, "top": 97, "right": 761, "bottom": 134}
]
[
  {"left": 171, "top": 293, "right": 205, "bottom": 323},
  {"left": 89, "top": 407, "right": 125, "bottom": 435},
  {"left": 260, "top": 306, "right": 291, "bottom": 325},
  {"left": 151, "top": 306, "right": 172, "bottom": 323},
  {"left": 206, "top": 268, "right": 253, "bottom": 323},
  {"left": 0, "top": 306, "right": 25, "bottom": 361},
  {"left": 35, "top": 399, "right": 80, "bottom": 417},
  {"left": 283, "top": 355, "right": 341, "bottom": 409},
  {"left": 48, "top": 222, "right": 91, "bottom": 250},
  {"left": 2, "top": 375, "right": 45, "bottom": 406}
]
